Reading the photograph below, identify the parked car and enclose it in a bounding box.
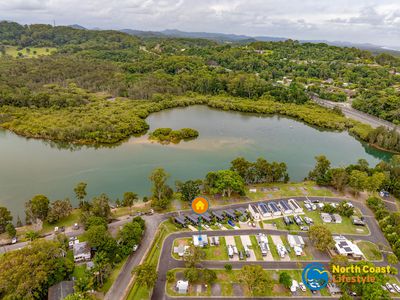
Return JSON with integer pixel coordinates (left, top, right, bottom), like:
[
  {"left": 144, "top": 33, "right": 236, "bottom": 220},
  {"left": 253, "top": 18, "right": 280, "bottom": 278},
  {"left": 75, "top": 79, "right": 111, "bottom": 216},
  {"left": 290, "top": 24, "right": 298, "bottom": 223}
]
[
  {"left": 300, "top": 226, "right": 309, "bottom": 231},
  {"left": 133, "top": 244, "right": 139, "bottom": 252},
  {"left": 60, "top": 226, "right": 65, "bottom": 232},
  {"left": 349, "top": 291, "right": 357, "bottom": 296},
  {"left": 299, "top": 282, "right": 306, "bottom": 292},
  {"left": 285, "top": 246, "right": 291, "bottom": 253},
  {"left": 386, "top": 283, "right": 396, "bottom": 293},
  {"left": 73, "top": 223, "right": 79, "bottom": 230},
  {"left": 304, "top": 203, "right": 312, "bottom": 211},
  {"left": 239, "top": 251, "right": 244, "bottom": 260},
  {"left": 393, "top": 283, "right": 400, "bottom": 293},
  {"left": 311, "top": 199, "right": 320, "bottom": 203},
  {"left": 11, "top": 236, "right": 17, "bottom": 244}
]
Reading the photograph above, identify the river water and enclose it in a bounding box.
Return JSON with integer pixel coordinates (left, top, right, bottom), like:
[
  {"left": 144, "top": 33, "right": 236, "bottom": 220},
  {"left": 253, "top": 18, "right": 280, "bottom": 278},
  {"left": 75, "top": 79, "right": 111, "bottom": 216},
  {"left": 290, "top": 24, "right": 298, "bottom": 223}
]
[{"left": 0, "top": 105, "right": 391, "bottom": 216}]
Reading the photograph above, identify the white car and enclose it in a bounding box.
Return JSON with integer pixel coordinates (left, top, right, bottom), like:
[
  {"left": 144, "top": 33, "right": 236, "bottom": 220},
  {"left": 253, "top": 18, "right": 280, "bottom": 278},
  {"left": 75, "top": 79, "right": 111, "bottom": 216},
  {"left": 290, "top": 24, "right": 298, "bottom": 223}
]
[
  {"left": 133, "top": 244, "right": 139, "bottom": 252},
  {"left": 386, "top": 283, "right": 396, "bottom": 293},
  {"left": 393, "top": 283, "right": 400, "bottom": 293},
  {"left": 11, "top": 237, "right": 17, "bottom": 244},
  {"left": 299, "top": 282, "right": 306, "bottom": 292}
]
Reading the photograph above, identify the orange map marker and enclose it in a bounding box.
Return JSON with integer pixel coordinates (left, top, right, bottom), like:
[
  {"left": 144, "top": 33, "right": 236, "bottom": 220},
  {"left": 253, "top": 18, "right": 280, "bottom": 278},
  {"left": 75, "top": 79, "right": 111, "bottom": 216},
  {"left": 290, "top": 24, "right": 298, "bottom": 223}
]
[{"left": 191, "top": 197, "right": 209, "bottom": 215}]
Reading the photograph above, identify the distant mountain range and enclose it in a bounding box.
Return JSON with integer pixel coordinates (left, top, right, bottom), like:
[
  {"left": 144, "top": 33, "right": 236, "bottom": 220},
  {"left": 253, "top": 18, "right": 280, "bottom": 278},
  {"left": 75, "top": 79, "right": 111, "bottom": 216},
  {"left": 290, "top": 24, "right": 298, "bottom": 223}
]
[{"left": 69, "top": 25, "right": 400, "bottom": 53}]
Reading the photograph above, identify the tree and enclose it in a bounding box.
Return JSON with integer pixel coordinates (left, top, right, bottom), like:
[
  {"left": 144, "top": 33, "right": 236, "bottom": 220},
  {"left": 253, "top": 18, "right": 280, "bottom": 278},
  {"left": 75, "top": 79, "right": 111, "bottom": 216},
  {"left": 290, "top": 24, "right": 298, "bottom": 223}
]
[
  {"left": 308, "top": 225, "right": 334, "bottom": 251},
  {"left": 84, "top": 215, "right": 108, "bottom": 230},
  {"left": 329, "top": 168, "right": 348, "bottom": 191},
  {"left": 349, "top": 170, "right": 369, "bottom": 194},
  {"left": 366, "top": 172, "right": 386, "bottom": 193},
  {"left": 149, "top": 168, "right": 173, "bottom": 209},
  {"left": 184, "top": 244, "right": 205, "bottom": 268},
  {"left": 202, "top": 268, "right": 217, "bottom": 284},
  {"left": 47, "top": 198, "right": 73, "bottom": 223},
  {"left": 176, "top": 180, "right": 201, "bottom": 202},
  {"left": 149, "top": 168, "right": 170, "bottom": 201},
  {"left": 117, "top": 219, "right": 145, "bottom": 256},
  {"left": 239, "top": 265, "right": 271, "bottom": 296},
  {"left": 16, "top": 215, "right": 23, "bottom": 227},
  {"left": 388, "top": 253, "right": 398, "bottom": 265},
  {"left": 279, "top": 272, "right": 292, "bottom": 289},
  {"left": 133, "top": 263, "right": 158, "bottom": 288},
  {"left": 224, "top": 264, "right": 232, "bottom": 271},
  {"left": 122, "top": 192, "right": 138, "bottom": 207},
  {"left": 5, "top": 223, "right": 16, "bottom": 238},
  {"left": 184, "top": 267, "right": 201, "bottom": 282},
  {"left": 25, "top": 194, "right": 50, "bottom": 223},
  {"left": 85, "top": 225, "right": 117, "bottom": 259},
  {"left": 166, "top": 270, "right": 175, "bottom": 282},
  {"left": 92, "top": 251, "right": 111, "bottom": 287},
  {"left": 25, "top": 230, "right": 40, "bottom": 241},
  {"left": 0, "top": 239, "right": 73, "bottom": 299},
  {"left": 308, "top": 155, "right": 331, "bottom": 185},
  {"left": 91, "top": 194, "right": 111, "bottom": 220},
  {"left": 74, "top": 182, "right": 87, "bottom": 207},
  {"left": 0, "top": 206, "right": 12, "bottom": 233},
  {"left": 205, "top": 170, "right": 245, "bottom": 197}
]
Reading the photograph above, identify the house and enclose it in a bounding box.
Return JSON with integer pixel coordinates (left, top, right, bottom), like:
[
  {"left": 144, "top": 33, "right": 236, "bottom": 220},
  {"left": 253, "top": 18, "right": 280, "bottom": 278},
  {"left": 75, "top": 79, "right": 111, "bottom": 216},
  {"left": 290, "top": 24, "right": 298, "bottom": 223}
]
[
  {"left": 290, "top": 280, "right": 299, "bottom": 292},
  {"left": 288, "top": 199, "right": 303, "bottom": 213},
  {"left": 48, "top": 281, "right": 74, "bottom": 300},
  {"left": 279, "top": 200, "right": 293, "bottom": 214},
  {"left": 268, "top": 201, "right": 281, "bottom": 216},
  {"left": 201, "top": 212, "right": 212, "bottom": 223},
  {"left": 327, "top": 283, "right": 341, "bottom": 295},
  {"left": 173, "top": 244, "right": 188, "bottom": 257},
  {"left": 186, "top": 214, "right": 200, "bottom": 225},
  {"left": 174, "top": 216, "right": 187, "bottom": 227},
  {"left": 176, "top": 280, "right": 189, "bottom": 294},
  {"left": 193, "top": 234, "right": 208, "bottom": 247},
  {"left": 212, "top": 210, "right": 225, "bottom": 221},
  {"left": 332, "top": 214, "right": 342, "bottom": 224},
  {"left": 73, "top": 242, "right": 91, "bottom": 262},
  {"left": 283, "top": 216, "right": 292, "bottom": 225},
  {"left": 287, "top": 234, "right": 305, "bottom": 248},
  {"left": 351, "top": 216, "right": 365, "bottom": 226},
  {"left": 321, "top": 212, "right": 332, "bottom": 223},
  {"left": 225, "top": 209, "right": 237, "bottom": 220},
  {"left": 258, "top": 203, "right": 272, "bottom": 218},
  {"left": 235, "top": 207, "right": 247, "bottom": 217},
  {"left": 333, "top": 236, "right": 363, "bottom": 259},
  {"left": 248, "top": 204, "right": 261, "bottom": 220}
]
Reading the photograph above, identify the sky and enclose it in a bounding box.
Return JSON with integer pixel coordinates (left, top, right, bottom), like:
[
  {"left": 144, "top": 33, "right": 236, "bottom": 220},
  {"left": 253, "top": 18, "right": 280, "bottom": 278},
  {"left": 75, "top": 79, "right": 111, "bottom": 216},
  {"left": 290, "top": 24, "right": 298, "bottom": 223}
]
[{"left": 0, "top": 0, "right": 400, "bottom": 48}]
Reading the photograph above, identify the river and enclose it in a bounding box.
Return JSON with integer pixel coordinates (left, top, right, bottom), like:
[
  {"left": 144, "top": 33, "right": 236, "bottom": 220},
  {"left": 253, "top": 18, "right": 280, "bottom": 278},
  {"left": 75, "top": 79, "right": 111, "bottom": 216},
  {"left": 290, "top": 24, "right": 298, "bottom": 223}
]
[{"left": 0, "top": 105, "right": 392, "bottom": 216}]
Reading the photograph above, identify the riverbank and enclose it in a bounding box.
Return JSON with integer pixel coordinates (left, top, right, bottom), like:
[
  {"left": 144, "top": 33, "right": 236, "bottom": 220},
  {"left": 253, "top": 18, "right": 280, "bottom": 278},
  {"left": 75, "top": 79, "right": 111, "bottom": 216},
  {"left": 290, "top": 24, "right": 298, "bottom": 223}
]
[{"left": 0, "top": 94, "right": 350, "bottom": 145}]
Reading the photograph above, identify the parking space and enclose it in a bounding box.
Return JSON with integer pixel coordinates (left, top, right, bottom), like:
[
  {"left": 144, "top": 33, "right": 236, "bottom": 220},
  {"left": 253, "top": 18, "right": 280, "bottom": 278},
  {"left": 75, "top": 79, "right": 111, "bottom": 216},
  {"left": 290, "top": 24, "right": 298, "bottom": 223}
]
[
  {"left": 225, "top": 236, "right": 239, "bottom": 261},
  {"left": 270, "top": 235, "right": 290, "bottom": 261},
  {"left": 240, "top": 235, "right": 256, "bottom": 261}
]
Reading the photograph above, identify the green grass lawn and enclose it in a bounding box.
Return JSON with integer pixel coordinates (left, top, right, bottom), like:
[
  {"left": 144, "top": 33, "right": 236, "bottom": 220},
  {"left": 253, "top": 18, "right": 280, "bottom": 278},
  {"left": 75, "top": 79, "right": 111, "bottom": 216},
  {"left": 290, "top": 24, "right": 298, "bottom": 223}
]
[
  {"left": 100, "top": 257, "right": 128, "bottom": 293},
  {"left": 264, "top": 204, "right": 369, "bottom": 235},
  {"left": 246, "top": 181, "right": 335, "bottom": 201},
  {"left": 249, "top": 235, "right": 264, "bottom": 260},
  {"left": 281, "top": 235, "right": 313, "bottom": 260},
  {"left": 127, "top": 220, "right": 182, "bottom": 300},
  {"left": 73, "top": 264, "right": 87, "bottom": 279},
  {"left": 202, "top": 237, "right": 228, "bottom": 260},
  {"left": 267, "top": 236, "right": 280, "bottom": 261},
  {"left": 41, "top": 209, "right": 81, "bottom": 233},
  {"left": 357, "top": 241, "right": 383, "bottom": 261},
  {"left": 2, "top": 46, "right": 56, "bottom": 58},
  {"left": 165, "top": 268, "right": 324, "bottom": 297}
]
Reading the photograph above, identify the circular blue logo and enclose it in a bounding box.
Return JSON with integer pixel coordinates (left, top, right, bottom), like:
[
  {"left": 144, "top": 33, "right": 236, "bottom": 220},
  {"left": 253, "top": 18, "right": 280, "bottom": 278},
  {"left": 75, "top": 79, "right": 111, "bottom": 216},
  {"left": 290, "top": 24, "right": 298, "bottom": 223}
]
[{"left": 302, "top": 263, "right": 329, "bottom": 291}]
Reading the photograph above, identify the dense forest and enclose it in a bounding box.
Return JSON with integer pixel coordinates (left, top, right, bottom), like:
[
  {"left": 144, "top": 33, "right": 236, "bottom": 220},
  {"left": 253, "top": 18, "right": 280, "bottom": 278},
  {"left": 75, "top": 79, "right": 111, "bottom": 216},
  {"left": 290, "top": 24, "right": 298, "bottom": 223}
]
[{"left": 0, "top": 21, "right": 399, "bottom": 149}]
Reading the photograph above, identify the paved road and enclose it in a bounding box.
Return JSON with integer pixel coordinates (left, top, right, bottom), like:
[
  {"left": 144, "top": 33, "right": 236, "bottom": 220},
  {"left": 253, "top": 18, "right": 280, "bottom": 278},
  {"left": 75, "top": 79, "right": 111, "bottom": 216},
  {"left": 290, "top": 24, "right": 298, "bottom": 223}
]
[
  {"left": 105, "top": 214, "right": 165, "bottom": 300},
  {"left": 151, "top": 197, "right": 393, "bottom": 300},
  {"left": 311, "top": 95, "right": 400, "bottom": 133}
]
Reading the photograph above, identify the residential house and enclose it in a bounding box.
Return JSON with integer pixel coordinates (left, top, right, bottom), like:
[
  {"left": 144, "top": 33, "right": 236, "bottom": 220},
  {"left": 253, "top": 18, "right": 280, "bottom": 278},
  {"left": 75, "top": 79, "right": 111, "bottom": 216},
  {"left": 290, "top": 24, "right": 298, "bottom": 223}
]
[
  {"left": 176, "top": 280, "right": 189, "bottom": 294},
  {"left": 73, "top": 241, "right": 91, "bottom": 262}
]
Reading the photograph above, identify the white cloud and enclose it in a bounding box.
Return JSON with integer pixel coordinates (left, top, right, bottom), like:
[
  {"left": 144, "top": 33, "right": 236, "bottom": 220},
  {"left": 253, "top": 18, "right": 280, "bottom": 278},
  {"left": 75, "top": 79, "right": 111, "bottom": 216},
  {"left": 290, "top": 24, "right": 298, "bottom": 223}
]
[{"left": 0, "top": 0, "right": 399, "bottom": 47}]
